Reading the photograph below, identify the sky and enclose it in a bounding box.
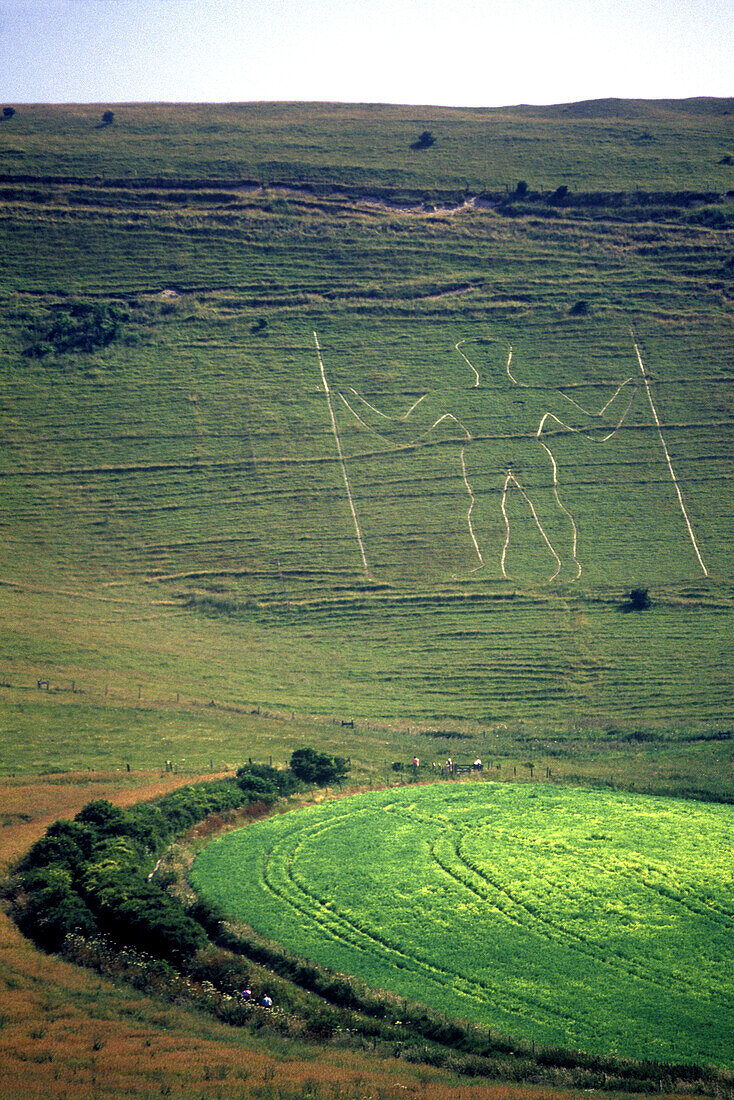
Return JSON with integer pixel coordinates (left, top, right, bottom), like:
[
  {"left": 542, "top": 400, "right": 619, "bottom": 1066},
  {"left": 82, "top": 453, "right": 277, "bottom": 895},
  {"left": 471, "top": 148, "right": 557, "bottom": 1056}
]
[{"left": 0, "top": 0, "right": 731, "bottom": 108}]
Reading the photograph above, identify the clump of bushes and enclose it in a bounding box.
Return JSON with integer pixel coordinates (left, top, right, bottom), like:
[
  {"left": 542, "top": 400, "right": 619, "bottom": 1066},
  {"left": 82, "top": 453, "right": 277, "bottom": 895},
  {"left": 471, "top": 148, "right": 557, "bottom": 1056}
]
[
  {"left": 11, "top": 773, "right": 269, "bottom": 956},
  {"left": 9, "top": 753, "right": 348, "bottom": 958},
  {"left": 621, "top": 587, "right": 651, "bottom": 611},
  {"left": 236, "top": 762, "right": 300, "bottom": 802},
  {"left": 411, "top": 130, "right": 435, "bottom": 150},
  {"left": 289, "top": 747, "right": 349, "bottom": 785},
  {"left": 13, "top": 795, "right": 207, "bottom": 959},
  {"left": 24, "top": 301, "right": 127, "bottom": 358}
]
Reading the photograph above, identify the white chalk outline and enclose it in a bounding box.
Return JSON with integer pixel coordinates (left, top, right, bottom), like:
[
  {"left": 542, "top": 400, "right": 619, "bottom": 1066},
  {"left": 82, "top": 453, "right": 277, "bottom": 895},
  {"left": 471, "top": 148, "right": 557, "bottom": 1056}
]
[
  {"left": 459, "top": 337, "right": 638, "bottom": 582},
  {"left": 559, "top": 379, "right": 638, "bottom": 437},
  {"left": 460, "top": 444, "right": 485, "bottom": 572},
  {"left": 513, "top": 380, "right": 639, "bottom": 582},
  {"left": 336, "top": 356, "right": 483, "bottom": 572},
  {"left": 479, "top": 341, "right": 638, "bottom": 580},
  {"left": 317, "top": 330, "right": 704, "bottom": 584},
  {"left": 500, "top": 471, "right": 562, "bottom": 580},
  {"left": 455, "top": 339, "right": 518, "bottom": 387},
  {"left": 313, "top": 332, "right": 371, "bottom": 577},
  {"left": 338, "top": 391, "right": 470, "bottom": 448},
  {"left": 630, "top": 329, "right": 709, "bottom": 577},
  {"left": 455, "top": 340, "right": 480, "bottom": 387}
]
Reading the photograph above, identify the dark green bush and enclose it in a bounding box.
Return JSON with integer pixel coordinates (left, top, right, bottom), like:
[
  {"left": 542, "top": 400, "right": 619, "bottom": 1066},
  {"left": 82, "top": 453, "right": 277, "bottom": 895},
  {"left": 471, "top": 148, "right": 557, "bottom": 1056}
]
[
  {"left": 289, "top": 747, "right": 349, "bottom": 785},
  {"left": 237, "top": 762, "right": 300, "bottom": 795},
  {"left": 19, "top": 819, "right": 94, "bottom": 875},
  {"left": 235, "top": 773, "right": 279, "bottom": 803},
  {"left": 11, "top": 777, "right": 260, "bottom": 961},
  {"left": 24, "top": 302, "right": 127, "bottom": 358},
  {"left": 621, "top": 587, "right": 651, "bottom": 611},
  {"left": 188, "top": 896, "right": 227, "bottom": 938},
  {"left": 15, "top": 867, "right": 97, "bottom": 950},
  {"left": 411, "top": 130, "right": 435, "bottom": 150}
]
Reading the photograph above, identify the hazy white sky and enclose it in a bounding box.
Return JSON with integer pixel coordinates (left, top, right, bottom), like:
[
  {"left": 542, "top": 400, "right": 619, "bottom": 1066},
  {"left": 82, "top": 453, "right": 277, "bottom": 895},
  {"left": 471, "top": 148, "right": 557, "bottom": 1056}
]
[{"left": 0, "top": 0, "right": 731, "bottom": 107}]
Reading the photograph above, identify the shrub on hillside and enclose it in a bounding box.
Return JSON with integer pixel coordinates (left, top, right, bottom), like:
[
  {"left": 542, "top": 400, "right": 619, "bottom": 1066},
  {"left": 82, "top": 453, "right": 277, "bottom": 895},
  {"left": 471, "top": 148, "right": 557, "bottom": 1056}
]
[
  {"left": 13, "top": 865, "right": 97, "bottom": 950},
  {"left": 621, "top": 587, "right": 651, "bottom": 611},
  {"left": 411, "top": 130, "right": 436, "bottom": 150},
  {"left": 236, "top": 762, "right": 300, "bottom": 802},
  {"left": 19, "top": 818, "right": 95, "bottom": 875},
  {"left": 289, "top": 747, "right": 349, "bottom": 785},
  {"left": 23, "top": 302, "right": 127, "bottom": 358},
  {"left": 75, "top": 798, "right": 129, "bottom": 833}
]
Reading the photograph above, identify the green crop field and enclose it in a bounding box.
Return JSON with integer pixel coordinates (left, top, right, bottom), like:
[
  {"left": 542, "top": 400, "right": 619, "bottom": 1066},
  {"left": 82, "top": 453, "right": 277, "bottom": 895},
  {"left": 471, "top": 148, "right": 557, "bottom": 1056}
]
[{"left": 191, "top": 781, "right": 734, "bottom": 1068}]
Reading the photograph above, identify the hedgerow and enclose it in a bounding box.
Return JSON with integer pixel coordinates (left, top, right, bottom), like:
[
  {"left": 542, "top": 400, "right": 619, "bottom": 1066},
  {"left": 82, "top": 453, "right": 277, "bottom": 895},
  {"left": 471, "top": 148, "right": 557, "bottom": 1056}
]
[
  {"left": 9, "top": 753, "right": 346, "bottom": 958},
  {"left": 10, "top": 764, "right": 303, "bottom": 957}
]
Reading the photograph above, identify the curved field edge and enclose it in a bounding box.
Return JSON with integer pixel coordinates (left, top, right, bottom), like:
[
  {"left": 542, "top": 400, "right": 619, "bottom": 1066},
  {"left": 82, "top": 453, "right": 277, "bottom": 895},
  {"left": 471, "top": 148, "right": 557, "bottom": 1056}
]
[
  {"left": 6, "top": 771, "right": 733, "bottom": 1100},
  {"left": 191, "top": 782, "right": 734, "bottom": 1068},
  {"left": 0, "top": 770, "right": 562, "bottom": 1100}
]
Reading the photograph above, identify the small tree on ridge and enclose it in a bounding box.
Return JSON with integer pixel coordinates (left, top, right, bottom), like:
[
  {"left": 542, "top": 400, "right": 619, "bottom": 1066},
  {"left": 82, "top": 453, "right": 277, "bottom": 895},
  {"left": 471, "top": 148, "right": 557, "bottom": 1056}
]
[{"left": 290, "top": 747, "right": 349, "bottom": 785}]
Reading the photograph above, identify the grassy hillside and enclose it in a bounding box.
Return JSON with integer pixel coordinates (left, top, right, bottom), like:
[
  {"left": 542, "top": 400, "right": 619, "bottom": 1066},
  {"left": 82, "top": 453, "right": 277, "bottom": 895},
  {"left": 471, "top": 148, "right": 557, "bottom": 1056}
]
[
  {"left": 1, "top": 99, "right": 734, "bottom": 191},
  {"left": 0, "top": 100, "right": 732, "bottom": 783}
]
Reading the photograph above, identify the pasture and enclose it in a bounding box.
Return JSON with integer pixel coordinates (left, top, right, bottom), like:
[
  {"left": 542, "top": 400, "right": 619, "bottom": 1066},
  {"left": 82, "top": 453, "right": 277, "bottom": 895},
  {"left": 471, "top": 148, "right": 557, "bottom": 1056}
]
[
  {"left": 2, "top": 99, "right": 734, "bottom": 191},
  {"left": 0, "top": 113, "right": 732, "bottom": 775},
  {"left": 191, "top": 781, "right": 734, "bottom": 1067}
]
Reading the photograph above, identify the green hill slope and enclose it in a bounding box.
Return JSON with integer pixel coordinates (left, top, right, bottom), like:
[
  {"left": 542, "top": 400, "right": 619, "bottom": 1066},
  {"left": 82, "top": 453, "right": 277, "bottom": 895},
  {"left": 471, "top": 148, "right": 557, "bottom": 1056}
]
[
  {"left": 1, "top": 98, "right": 733, "bottom": 190},
  {"left": 0, "top": 101, "right": 732, "bottom": 778}
]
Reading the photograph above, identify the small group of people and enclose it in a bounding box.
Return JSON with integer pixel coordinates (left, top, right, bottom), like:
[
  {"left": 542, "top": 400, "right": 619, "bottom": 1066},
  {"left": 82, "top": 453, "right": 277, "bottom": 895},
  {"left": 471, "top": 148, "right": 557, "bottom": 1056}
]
[
  {"left": 443, "top": 757, "right": 483, "bottom": 773},
  {"left": 241, "top": 987, "right": 273, "bottom": 1008},
  {"left": 410, "top": 756, "right": 483, "bottom": 773}
]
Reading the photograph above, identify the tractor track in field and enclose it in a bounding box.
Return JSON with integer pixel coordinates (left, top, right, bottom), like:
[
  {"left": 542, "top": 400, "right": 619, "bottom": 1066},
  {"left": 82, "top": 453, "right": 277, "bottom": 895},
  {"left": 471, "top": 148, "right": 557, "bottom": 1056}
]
[
  {"left": 444, "top": 828, "right": 734, "bottom": 1009},
  {"left": 257, "top": 810, "right": 580, "bottom": 1031}
]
